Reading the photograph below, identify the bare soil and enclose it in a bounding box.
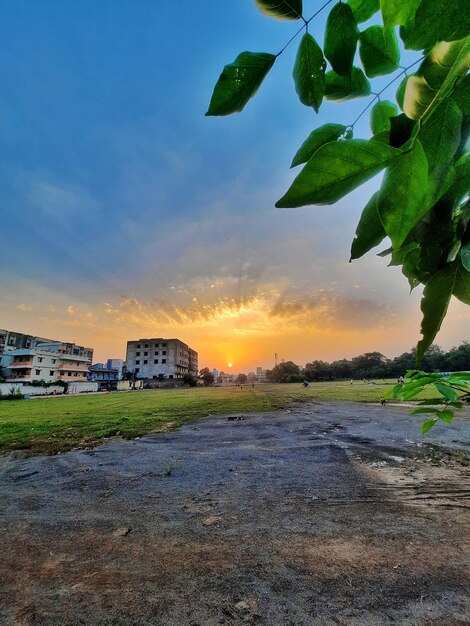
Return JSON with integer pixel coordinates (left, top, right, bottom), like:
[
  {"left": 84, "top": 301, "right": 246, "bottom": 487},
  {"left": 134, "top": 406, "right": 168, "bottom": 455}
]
[{"left": 1, "top": 401, "right": 469, "bottom": 625}]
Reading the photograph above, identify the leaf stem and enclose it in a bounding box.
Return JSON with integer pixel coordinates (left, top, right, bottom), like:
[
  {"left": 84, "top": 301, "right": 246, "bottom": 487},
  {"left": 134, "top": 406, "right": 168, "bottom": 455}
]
[
  {"left": 350, "top": 57, "right": 424, "bottom": 129},
  {"left": 276, "top": 0, "right": 336, "bottom": 57}
]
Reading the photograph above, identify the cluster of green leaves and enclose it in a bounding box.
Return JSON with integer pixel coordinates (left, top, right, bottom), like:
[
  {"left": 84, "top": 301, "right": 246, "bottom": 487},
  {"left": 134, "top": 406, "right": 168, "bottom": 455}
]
[
  {"left": 206, "top": 0, "right": 470, "bottom": 358},
  {"left": 389, "top": 370, "right": 470, "bottom": 433}
]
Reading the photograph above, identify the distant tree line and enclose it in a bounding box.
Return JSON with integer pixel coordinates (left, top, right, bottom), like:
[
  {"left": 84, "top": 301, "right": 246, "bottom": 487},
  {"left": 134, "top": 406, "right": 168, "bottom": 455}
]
[{"left": 265, "top": 343, "right": 470, "bottom": 383}]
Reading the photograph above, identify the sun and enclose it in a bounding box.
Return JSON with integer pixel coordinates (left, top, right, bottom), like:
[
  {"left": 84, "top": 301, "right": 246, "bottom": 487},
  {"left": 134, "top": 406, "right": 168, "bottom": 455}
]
[{"left": 228, "top": 363, "right": 233, "bottom": 368}]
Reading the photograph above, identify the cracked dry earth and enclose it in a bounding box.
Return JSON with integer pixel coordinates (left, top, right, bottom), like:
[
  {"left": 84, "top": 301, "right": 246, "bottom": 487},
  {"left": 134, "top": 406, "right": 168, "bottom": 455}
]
[{"left": 1, "top": 400, "right": 469, "bottom": 626}]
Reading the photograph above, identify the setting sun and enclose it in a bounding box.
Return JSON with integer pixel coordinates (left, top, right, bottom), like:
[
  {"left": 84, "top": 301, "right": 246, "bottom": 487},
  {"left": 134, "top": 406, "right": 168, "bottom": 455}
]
[{"left": 228, "top": 363, "right": 233, "bottom": 368}]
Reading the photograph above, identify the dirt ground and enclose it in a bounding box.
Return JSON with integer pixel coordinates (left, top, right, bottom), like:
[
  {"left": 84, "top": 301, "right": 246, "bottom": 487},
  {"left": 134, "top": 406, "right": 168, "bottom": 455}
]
[{"left": 1, "top": 400, "right": 469, "bottom": 626}]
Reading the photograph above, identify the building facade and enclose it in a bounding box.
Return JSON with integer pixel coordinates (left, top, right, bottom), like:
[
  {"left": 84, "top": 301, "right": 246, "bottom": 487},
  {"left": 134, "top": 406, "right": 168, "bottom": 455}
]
[
  {"left": 126, "top": 338, "right": 198, "bottom": 380},
  {"left": 5, "top": 342, "right": 92, "bottom": 384}
]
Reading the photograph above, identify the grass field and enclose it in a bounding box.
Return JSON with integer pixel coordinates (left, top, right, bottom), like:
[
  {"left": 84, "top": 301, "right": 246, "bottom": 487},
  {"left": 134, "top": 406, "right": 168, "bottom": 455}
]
[{"left": 0, "top": 380, "right": 416, "bottom": 454}]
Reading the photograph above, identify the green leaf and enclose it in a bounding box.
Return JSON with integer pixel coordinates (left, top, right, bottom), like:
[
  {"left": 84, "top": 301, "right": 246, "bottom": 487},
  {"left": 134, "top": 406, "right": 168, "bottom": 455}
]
[
  {"left": 359, "top": 26, "right": 400, "bottom": 78},
  {"left": 350, "top": 192, "right": 386, "bottom": 260},
  {"left": 276, "top": 139, "right": 400, "bottom": 207},
  {"left": 291, "top": 123, "right": 349, "bottom": 168},
  {"left": 422, "top": 418, "right": 438, "bottom": 434},
  {"left": 395, "top": 76, "right": 408, "bottom": 111},
  {"left": 404, "top": 38, "right": 470, "bottom": 121},
  {"left": 445, "top": 153, "right": 470, "bottom": 207},
  {"left": 324, "top": 3, "right": 358, "bottom": 78},
  {"left": 437, "top": 410, "right": 454, "bottom": 424},
  {"left": 293, "top": 33, "right": 326, "bottom": 112},
  {"left": 417, "top": 262, "right": 461, "bottom": 361},
  {"left": 206, "top": 52, "right": 276, "bottom": 116},
  {"left": 453, "top": 263, "right": 470, "bottom": 305},
  {"left": 377, "top": 140, "right": 429, "bottom": 248},
  {"left": 325, "top": 67, "right": 371, "bottom": 101},
  {"left": 418, "top": 98, "right": 462, "bottom": 180},
  {"left": 380, "top": 0, "right": 421, "bottom": 28},
  {"left": 452, "top": 75, "right": 470, "bottom": 114},
  {"left": 400, "top": 0, "right": 470, "bottom": 51},
  {"left": 254, "top": 0, "right": 303, "bottom": 20},
  {"left": 461, "top": 242, "right": 470, "bottom": 272},
  {"left": 411, "top": 407, "right": 440, "bottom": 415},
  {"left": 370, "top": 100, "right": 398, "bottom": 134},
  {"left": 434, "top": 383, "right": 458, "bottom": 402},
  {"left": 347, "top": 0, "right": 379, "bottom": 23}
]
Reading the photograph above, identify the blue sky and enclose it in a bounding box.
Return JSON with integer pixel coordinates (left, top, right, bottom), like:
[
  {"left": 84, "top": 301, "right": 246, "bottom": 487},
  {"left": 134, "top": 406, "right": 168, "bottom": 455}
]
[{"left": 1, "top": 1, "right": 468, "bottom": 369}]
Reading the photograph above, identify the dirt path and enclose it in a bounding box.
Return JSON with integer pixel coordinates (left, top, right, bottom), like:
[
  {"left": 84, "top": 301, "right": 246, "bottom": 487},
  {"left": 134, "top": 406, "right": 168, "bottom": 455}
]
[{"left": 1, "top": 401, "right": 469, "bottom": 625}]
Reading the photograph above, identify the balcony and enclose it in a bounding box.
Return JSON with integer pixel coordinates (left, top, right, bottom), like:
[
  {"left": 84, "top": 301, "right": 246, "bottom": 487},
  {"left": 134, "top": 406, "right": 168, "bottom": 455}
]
[
  {"left": 6, "top": 374, "right": 31, "bottom": 381},
  {"left": 9, "top": 361, "right": 33, "bottom": 368},
  {"left": 58, "top": 364, "right": 89, "bottom": 372}
]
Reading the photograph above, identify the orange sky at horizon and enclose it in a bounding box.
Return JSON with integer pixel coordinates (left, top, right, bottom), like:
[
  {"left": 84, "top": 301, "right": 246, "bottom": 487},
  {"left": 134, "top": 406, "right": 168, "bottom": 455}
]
[{"left": 1, "top": 286, "right": 469, "bottom": 373}]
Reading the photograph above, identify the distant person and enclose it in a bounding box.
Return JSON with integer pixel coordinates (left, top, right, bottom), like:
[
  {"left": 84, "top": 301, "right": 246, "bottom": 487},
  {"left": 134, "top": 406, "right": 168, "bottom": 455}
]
[{"left": 303, "top": 380, "right": 309, "bottom": 387}]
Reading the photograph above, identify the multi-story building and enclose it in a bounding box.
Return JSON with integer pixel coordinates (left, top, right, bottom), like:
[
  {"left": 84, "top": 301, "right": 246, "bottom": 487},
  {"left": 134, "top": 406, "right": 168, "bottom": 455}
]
[
  {"left": 88, "top": 363, "right": 121, "bottom": 390},
  {"left": 126, "top": 338, "right": 198, "bottom": 380},
  {"left": 0, "top": 329, "right": 53, "bottom": 371},
  {"left": 106, "top": 359, "right": 124, "bottom": 380},
  {"left": 5, "top": 342, "right": 92, "bottom": 384}
]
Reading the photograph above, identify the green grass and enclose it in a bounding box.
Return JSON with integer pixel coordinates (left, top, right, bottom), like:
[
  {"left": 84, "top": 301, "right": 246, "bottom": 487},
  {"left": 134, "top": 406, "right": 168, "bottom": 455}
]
[{"left": 0, "top": 380, "right": 411, "bottom": 454}]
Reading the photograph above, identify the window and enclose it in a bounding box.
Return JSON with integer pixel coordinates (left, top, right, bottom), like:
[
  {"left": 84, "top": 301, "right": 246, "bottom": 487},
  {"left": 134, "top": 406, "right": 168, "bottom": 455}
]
[
  {"left": 162, "top": 351, "right": 167, "bottom": 355},
  {"left": 143, "top": 360, "right": 148, "bottom": 364},
  {"left": 136, "top": 351, "right": 140, "bottom": 356},
  {"left": 155, "top": 351, "right": 159, "bottom": 355},
  {"left": 77, "top": 362, "right": 80, "bottom": 366},
  {"left": 52, "top": 359, "right": 56, "bottom": 364},
  {"left": 135, "top": 360, "right": 140, "bottom": 364},
  {"left": 162, "top": 359, "right": 166, "bottom": 364},
  {"left": 38, "top": 357, "right": 43, "bottom": 363},
  {"left": 68, "top": 372, "right": 72, "bottom": 376},
  {"left": 144, "top": 351, "right": 148, "bottom": 356},
  {"left": 135, "top": 367, "right": 139, "bottom": 373},
  {"left": 162, "top": 343, "right": 166, "bottom": 347},
  {"left": 144, "top": 344, "right": 148, "bottom": 348},
  {"left": 154, "top": 359, "right": 159, "bottom": 364},
  {"left": 154, "top": 343, "right": 159, "bottom": 348},
  {"left": 50, "top": 371, "right": 54, "bottom": 376},
  {"left": 36, "top": 369, "right": 40, "bottom": 375},
  {"left": 137, "top": 344, "right": 141, "bottom": 348}
]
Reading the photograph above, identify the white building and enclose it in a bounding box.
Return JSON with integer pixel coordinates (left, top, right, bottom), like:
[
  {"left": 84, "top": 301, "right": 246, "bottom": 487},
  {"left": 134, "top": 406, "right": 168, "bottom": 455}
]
[
  {"left": 126, "top": 338, "right": 198, "bottom": 380},
  {"left": 5, "top": 344, "right": 92, "bottom": 384}
]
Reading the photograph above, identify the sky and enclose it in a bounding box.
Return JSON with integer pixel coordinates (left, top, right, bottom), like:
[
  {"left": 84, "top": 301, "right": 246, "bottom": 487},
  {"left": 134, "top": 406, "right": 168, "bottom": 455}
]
[{"left": 0, "top": 1, "right": 468, "bottom": 372}]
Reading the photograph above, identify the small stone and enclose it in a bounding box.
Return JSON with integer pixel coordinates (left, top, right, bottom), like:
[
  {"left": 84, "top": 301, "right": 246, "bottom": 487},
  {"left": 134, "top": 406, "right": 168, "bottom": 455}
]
[
  {"left": 235, "top": 601, "right": 249, "bottom": 612},
  {"left": 113, "top": 526, "right": 132, "bottom": 537}
]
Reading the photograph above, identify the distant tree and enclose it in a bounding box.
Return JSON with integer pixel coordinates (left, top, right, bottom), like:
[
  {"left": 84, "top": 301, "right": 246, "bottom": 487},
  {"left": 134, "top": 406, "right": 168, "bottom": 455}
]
[
  {"left": 267, "top": 361, "right": 302, "bottom": 383},
  {"left": 329, "top": 359, "right": 353, "bottom": 380},
  {"left": 199, "top": 367, "right": 215, "bottom": 386},
  {"left": 247, "top": 371, "right": 257, "bottom": 382},
  {"left": 443, "top": 341, "right": 470, "bottom": 371},
  {"left": 351, "top": 352, "right": 390, "bottom": 379},
  {"left": 303, "top": 360, "right": 332, "bottom": 381},
  {"left": 236, "top": 373, "right": 248, "bottom": 384},
  {"left": 182, "top": 373, "right": 198, "bottom": 387}
]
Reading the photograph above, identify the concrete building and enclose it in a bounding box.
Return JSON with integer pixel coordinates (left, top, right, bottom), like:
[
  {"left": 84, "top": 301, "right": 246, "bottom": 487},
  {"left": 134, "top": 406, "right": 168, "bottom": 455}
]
[
  {"left": 88, "top": 363, "right": 121, "bottom": 390},
  {"left": 0, "top": 328, "right": 53, "bottom": 371},
  {"left": 5, "top": 343, "right": 92, "bottom": 384},
  {"left": 126, "top": 338, "right": 198, "bottom": 380},
  {"left": 106, "top": 359, "right": 124, "bottom": 380}
]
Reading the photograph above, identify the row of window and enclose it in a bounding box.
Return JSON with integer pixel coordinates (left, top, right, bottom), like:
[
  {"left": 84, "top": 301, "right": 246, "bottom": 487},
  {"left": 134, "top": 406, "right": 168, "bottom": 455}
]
[
  {"left": 135, "top": 359, "right": 167, "bottom": 365},
  {"left": 136, "top": 350, "right": 166, "bottom": 357},
  {"left": 33, "top": 370, "right": 83, "bottom": 377},
  {"left": 136, "top": 343, "right": 167, "bottom": 348}
]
